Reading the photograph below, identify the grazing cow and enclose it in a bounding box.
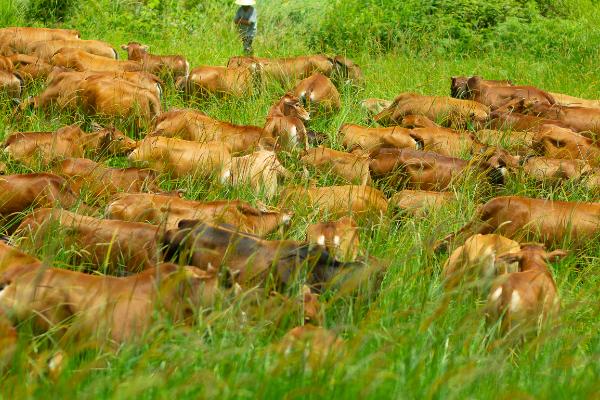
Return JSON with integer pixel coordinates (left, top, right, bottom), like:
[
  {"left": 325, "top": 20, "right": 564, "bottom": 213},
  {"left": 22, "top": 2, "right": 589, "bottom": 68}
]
[
  {"left": 0, "top": 261, "right": 232, "bottom": 344},
  {"left": 442, "top": 234, "right": 520, "bottom": 291},
  {"left": 340, "top": 124, "right": 419, "bottom": 152},
  {"left": 162, "top": 220, "right": 362, "bottom": 290},
  {"left": 30, "top": 39, "right": 117, "bottom": 61},
  {"left": 307, "top": 216, "right": 360, "bottom": 262},
  {"left": 15, "top": 208, "right": 163, "bottom": 272},
  {"left": 292, "top": 73, "right": 341, "bottom": 112},
  {"left": 0, "top": 173, "right": 78, "bottom": 219},
  {"left": 0, "top": 27, "right": 79, "bottom": 55},
  {"left": 548, "top": 92, "right": 600, "bottom": 109},
  {"left": 280, "top": 185, "right": 388, "bottom": 218},
  {"left": 374, "top": 92, "right": 489, "bottom": 128},
  {"left": 486, "top": 244, "right": 564, "bottom": 336},
  {"left": 389, "top": 190, "right": 454, "bottom": 216},
  {"left": 151, "top": 109, "right": 269, "bottom": 153},
  {"left": 300, "top": 147, "right": 371, "bottom": 185},
  {"left": 129, "top": 136, "right": 232, "bottom": 179},
  {"left": 51, "top": 48, "right": 141, "bottom": 72},
  {"left": 436, "top": 196, "right": 600, "bottom": 250},
  {"left": 55, "top": 158, "right": 161, "bottom": 199},
  {"left": 121, "top": 42, "right": 189, "bottom": 79},
  {"left": 531, "top": 125, "right": 600, "bottom": 164},
  {"left": 465, "top": 76, "right": 555, "bottom": 110},
  {"left": 522, "top": 101, "right": 600, "bottom": 136},
  {"left": 369, "top": 148, "right": 505, "bottom": 190},
  {"left": 450, "top": 76, "right": 513, "bottom": 99},
  {"left": 361, "top": 98, "right": 392, "bottom": 116},
  {"left": 180, "top": 65, "right": 255, "bottom": 97},
  {"left": 227, "top": 150, "right": 291, "bottom": 199},
  {"left": 227, "top": 55, "right": 334, "bottom": 85},
  {"left": 264, "top": 93, "right": 311, "bottom": 150},
  {"left": 106, "top": 193, "right": 292, "bottom": 235},
  {"left": 521, "top": 157, "right": 592, "bottom": 183},
  {"left": 4, "top": 125, "right": 136, "bottom": 166}
]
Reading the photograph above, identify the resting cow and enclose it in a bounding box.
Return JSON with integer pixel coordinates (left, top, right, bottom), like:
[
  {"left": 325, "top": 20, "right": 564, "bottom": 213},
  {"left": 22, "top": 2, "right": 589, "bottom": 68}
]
[
  {"left": 465, "top": 76, "right": 555, "bottom": 110},
  {"left": 8, "top": 54, "right": 53, "bottom": 83},
  {"left": 4, "top": 125, "right": 136, "bottom": 166},
  {"left": 228, "top": 55, "right": 334, "bottom": 85},
  {"left": 292, "top": 73, "right": 341, "bottom": 113},
  {"left": 162, "top": 220, "right": 362, "bottom": 290},
  {"left": 51, "top": 48, "right": 141, "bottom": 72},
  {"left": 180, "top": 65, "right": 256, "bottom": 97},
  {"left": 548, "top": 92, "right": 600, "bottom": 109},
  {"left": 264, "top": 93, "right": 310, "bottom": 150},
  {"left": 436, "top": 196, "right": 600, "bottom": 249},
  {"left": 389, "top": 190, "right": 454, "bottom": 216},
  {"left": 0, "top": 261, "right": 231, "bottom": 344},
  {"left": 522, "top": 101, "right": 600, "bottom": 136},
  {"left": 531, "top": 125, "right": 600, "bottom": 165},
  {"left": 227, "top": 150, "right": 291, "bottom": 199},
  {"left": 300, "top": 147, "right": 371, "bottom": 185},
  {"left": 489, "top": 111, "right": 570, "bottom": 132},
  {"left": 55, "top": 158, "right": 161, "bottom": 199},
  {"left": 106, "top": 193, "right": 292, "bottom": 235},
  {"left": 121, "top": 42, "right": 189, "bottom": 79},
  {"left": 30, "top": 39, "right": 117, "bottom": 61},
  {"left": 521, "top": 157, "right": 592, "bottom": 183},
  {"left": 306, "top": 216, "right": 360, "bottom": 262},
  {"left": 450, "top": 76, "right": 513, "bottom": 99},
  {"left": 0, "top": 27, "right": 79, "bottom": 55},
  {"left": 15, "top": 208, "right": 163, "bottom": 272},
  {"left": 129, "top": 136, "right": 231, "bottom": 179},
  {"left": 339, "top": 124, "right": 419, "bottom": 152}
]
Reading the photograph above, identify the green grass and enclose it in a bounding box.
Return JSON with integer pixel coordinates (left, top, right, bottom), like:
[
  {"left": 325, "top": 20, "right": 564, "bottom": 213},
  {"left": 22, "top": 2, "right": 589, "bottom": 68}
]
[{"left": 1, "top": 2, "right": 600, "bottom": 399}]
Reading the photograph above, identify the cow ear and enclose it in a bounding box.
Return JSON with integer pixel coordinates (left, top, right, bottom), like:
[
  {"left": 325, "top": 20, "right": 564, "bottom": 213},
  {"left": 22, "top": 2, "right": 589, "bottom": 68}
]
[
  {"left": 546, "top": 249, "right": 568, "bottom": 262},
  {"left": 141, "top": 45, "right": 150, "bottom": 51},
  {"left": 496, "top": 251, "right": 523, "bottom": 264},
  {"left": 120, "top": 44, "right": 128, "bottom": 50}
]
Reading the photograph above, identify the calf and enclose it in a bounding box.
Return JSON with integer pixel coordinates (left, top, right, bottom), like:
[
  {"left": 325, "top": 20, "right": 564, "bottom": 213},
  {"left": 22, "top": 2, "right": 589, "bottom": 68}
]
[
  {"left": 151, "top": 109, "right": 268, "bottom": 153},
  {"left": 4, "top": 125, "right": 136, "bottom": 166},
  {"left": 51, "top": 48, "right": 141, "bottom": 72},
  {"left": 340, "top": 124, "right": 419, "bottom": 152},
  {"left": 436, "top": 196, "right": 600, "bottom": 249},
  {"left": 442, "top": 234, "right": 520, "bottom": 291},
  {"left": 306, "top": 216, "right": 360, "bottom": 262},
  {"left": 121, "top": 42, "right": 189, "bottom": 79},
  {"left": 180, "top": 65, "right": 255, "bottom": 97},
  {"left": 227, "top": 150, "right": 291, "bottom": 199},
  {"left": 300, "top": 147, "right": 371, "bottom": 185},
  {"left": 369, "top": 148, "right": 505, "bottom": 191},
  {"left": 106, "top": 193, "right": 292, "bottom": 235},
  {"left": 15, "top": 208, "right": 163, "bottom": 272},
  {"left": 162, "top": 220, "right": 361, "bottom": 290},
  {"left": 280, "top": 185, "right": 388, "bottom": 218},
  {"left": 0, "top": 261, "right": 230, "bottom": 344},
  {"left": 129, "top": 136, "right": 231, "bottom": 179},
  {"left": 55, "top": 158, "right": 161, "bottom": 199},
  {"left": 465, "top": 76, "right": 555, "bottom": 110},
  {"left": 30, "top": 39, "right": 117, "bottom": 61},
  {"left": 389, "top": 189, "right": 454, "bottom": 216},
  {"left": 373, "top": 92, "right": 489, "bottom": 128},
  {"left": 486, "top": 244, "right": 564, "bottom": 336},
  {"left": 264, "top": 93, "right": 311, "bottom": 150},
  {"left": 292, "top": 73, "right": 340, "bottom": 113},
  {"left": 0, "top": 27, "right": 79, "bottom": 55}
]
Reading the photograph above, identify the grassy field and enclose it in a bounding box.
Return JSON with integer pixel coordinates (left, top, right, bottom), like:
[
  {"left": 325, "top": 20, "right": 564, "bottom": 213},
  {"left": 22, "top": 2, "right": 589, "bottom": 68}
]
[{"left": 1, "top": 1, "right": 600, "bottom": 399}]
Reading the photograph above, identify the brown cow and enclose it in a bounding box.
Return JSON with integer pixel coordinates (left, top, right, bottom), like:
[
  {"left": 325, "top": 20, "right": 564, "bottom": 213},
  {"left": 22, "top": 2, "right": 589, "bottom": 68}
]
[
  {"left": 292, "top": 73, "right": 341, "bottom": 113},
  {"left": 522, "top": 101, "right": 600, "bottom": 136},
  {"left": 0, "top": 241, "right": 42, "bottom": 273},
  {"left": 275, "top": 324, "right": 343, "bottom": 367},
  {"left": 389, "top": 190, "right": 454, "bottom": 216},
  {"left": 339, "top": 124, "right": 419, "bottom": 152},
  {"left": 465, "top": 76, "right": 555, "bottom": 110},
  {"left": 486, "top": 244, "right": 564, "bottom": 336},
  {"left": 374, "top": 92, "right": 489, "bottom": 128},
  {"left": 0, "top": 69, "right": 21, "bottom": 98},
  {"left": 522, "top": 157, "right": 592, "bottom": 183},
  {"left": 30, "top": 39, "right": 117, "bottom": 61},
  {"left": 369, "top": 148, "right": 505, "bottom": 191},
  {"left": 361, "top": 98, "right": 392, "bottom": 116},
  {"left": 8, "top": 54, "right": 54, "bottom": 83},
  {"left": 55, "top": 158, "right": 161, "bottom": 199},
  {"left": 151, "top": 109, "right": 268, "bottom": 153},
  {"left": 51, "top": 48, "right": 141, "bottom": 72},
  {"left": 264, "top": 93, "right": 311, "bottom": 150},
  {"left": 280, "top": 185, "right": 388, "bottom": 218},
  {"left": 331, "top": 55, "right": 364, "bottom": 85},
  {"left": 300, "top": 147, "right": 371, "bottom": 185},
  {"left": 489, "top": 111, "right": 570, "bottom": 132},
  {"left": 4, "top": 125, "right": 136, "bottom": 166},
  {"left": 450, "top": 76, "right": 513, "bottom": 99},
  {"left": 531, "top": 125, "right": 600, "bottom": 164},
  {"left": 442, "top": 234, "right": 520, "bottom": 291},
  {"left": 121, "top": 42, "right": 189, "bottom": 79},
  {"left": 395, "top": 125, "right": 486, "bottom": 158},
  {"left": 227, "top": 150, "right": 291, "bottom": 199},
  {"left": 0, "top": 261, "right": 232, "bottom": 344},
  {"left": 307, "top": 216, "right": 360, "bottom": 261},
  {"left": 436, "top": 196, "right": 600, "bottom": 250},
  {"left": 0, "top": 27, "right": 79, "bottom": 55},
  {"left": 105, "top": 193, "right": 292, "bottom": 235},
  {"left": 129, "top": 136, "right": 232, "bottom": 179},
  {"left": 227, "top": 55, "right": 334, "bottom": 85},
  {"left": 15, "top": 208, "right": 163, "bottom": 272},
  {"left": 180, "top": 65, "right": 256, "bottom": 97}
]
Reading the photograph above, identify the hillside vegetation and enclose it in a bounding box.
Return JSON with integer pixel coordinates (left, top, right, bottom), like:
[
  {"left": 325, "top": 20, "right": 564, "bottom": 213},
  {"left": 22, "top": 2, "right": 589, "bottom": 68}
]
[{"left": 1, "top": 1, "right": 600, "bottom": 399}]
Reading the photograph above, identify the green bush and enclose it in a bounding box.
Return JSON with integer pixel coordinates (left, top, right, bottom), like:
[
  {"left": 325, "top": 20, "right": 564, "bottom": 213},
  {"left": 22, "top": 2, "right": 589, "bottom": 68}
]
[{"left": 25, "top": 0, "right": 75, "bottom": 23}]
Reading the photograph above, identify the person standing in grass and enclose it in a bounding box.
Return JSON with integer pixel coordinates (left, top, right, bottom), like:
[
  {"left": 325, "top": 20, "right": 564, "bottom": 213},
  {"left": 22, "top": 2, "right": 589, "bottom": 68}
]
[{"left": 234, "top": 0, "right": 257, "bottom": 55}]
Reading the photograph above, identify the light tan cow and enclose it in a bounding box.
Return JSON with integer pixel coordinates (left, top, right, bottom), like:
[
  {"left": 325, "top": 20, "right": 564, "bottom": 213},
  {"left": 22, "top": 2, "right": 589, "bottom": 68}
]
[
  {"left": 389, "top": 190, "right": 454, "bottom": 216},
  {"left": 226, "top": 150, "right": 291, "bottom": 199},
  {"left": 0, "top": 27, "right": 79, "bottom": 55},
  {"left": 30, "top": 39, "right": 117, "bottom": 61},
  {"left": 51, "top": 48, "right": 141, "bottom": 72},
  {"left": 300, "top": 147, "right": 371, "bottom": 185}
]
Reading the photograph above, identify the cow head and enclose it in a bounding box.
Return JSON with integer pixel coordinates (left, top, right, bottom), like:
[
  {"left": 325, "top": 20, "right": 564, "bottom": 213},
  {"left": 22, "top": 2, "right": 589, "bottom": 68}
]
[
  {"left": 332, "top": 55, "right": 364, "bottom": 86},
  {"left": 301, "top": 285, "right": 323, "bottom": 324},
  {"left": 280, "top": 93, "right": 310, "bottom": 121},
  {"left": 96, "top": 126, "right": 137, "bottom": 155},
  {"left": 450, "top": 76, "right": 470, "bottom": 99},
  {"left": 120, "top": 42, "right": 149, "bottom": 59}
]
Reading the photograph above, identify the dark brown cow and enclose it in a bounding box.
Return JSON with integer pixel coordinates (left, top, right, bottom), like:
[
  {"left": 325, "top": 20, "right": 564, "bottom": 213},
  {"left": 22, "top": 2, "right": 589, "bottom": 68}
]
[
  {"left": 121, "top": 42, "right": 189, "bottom": 79},
  {"left": 465, "top": 76, "right": 555, "bottom": 110},
  {"left": 451, "top": 76, "right": 513, "bottom": 99},
  {"left": 105, "top": 193, "right": 292, "bottom": 235}
]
